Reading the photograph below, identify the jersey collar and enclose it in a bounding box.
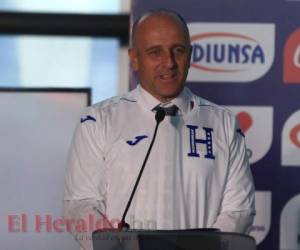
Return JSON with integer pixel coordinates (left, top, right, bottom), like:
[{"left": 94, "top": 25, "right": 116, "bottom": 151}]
[{"left": 135, "top": 84, "right": 191, "bottom": 116}]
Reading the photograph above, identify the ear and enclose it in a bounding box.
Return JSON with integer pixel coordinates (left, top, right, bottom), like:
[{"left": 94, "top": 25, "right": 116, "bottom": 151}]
[
  {"left": 128, "top": 48, "right": 139, "bottom": 71},
  {"left": 187, "top": 45, "right": 192, "bottom": 68}
]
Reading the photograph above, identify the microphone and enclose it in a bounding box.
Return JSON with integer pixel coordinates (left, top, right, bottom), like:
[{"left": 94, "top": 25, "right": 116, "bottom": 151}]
[
  {"left": 155, "top": 107, "right": 166, "bottom": 123},
  {"left": 118, "top": 108, "right": 166, "bottom": 230}
]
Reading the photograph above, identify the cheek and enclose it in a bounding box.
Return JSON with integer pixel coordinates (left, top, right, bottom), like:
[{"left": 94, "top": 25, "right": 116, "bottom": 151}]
[
  {"left": 178, "top": 57, "right": 190, "bottom": 67},
  {"left": 141, "top": 62, "right": 159, "bottom": 76}
]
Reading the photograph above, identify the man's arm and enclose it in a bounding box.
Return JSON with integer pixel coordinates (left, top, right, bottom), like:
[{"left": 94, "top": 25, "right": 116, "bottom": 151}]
[
  {"left": 64, "top": 200, "right": 109, "bottom": 250},
  {"left": 64, "top": 108, "right": 111, "bottom": 250},
  {"left": 213, "top": 116, "right": 255, "bottom": 234}
]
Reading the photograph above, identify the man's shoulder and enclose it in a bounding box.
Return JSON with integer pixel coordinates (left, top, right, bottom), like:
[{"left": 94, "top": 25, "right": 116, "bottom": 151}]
[
  {"left": 187, "top": 89, "right": 234, "bottom": 118},
  {"left": 77, "top": 89, "right": 138, "bottom": 126},
  {"left": 87, "top": 89, "right": 138, "bottom": 114}
]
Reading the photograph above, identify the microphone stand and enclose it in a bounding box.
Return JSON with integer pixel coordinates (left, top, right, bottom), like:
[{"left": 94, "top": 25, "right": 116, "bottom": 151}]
[{"left": 118, "top": 108, "right": 166, "bottom": 230}]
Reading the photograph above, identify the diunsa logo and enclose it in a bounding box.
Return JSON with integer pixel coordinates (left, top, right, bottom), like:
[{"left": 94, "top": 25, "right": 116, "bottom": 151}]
[{"left": 187, "top": 23, "right": 275, "bottom": 82}]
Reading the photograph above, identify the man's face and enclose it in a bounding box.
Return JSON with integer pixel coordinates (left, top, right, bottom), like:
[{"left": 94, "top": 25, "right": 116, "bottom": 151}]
[{"left": 129, "top": 15, "right": 192, "bottom": 103}]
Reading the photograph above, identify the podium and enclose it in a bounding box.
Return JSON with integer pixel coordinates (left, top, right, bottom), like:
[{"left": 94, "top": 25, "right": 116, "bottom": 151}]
[{"left": 92, "top": 229, "right": 256, "bottom": 250}]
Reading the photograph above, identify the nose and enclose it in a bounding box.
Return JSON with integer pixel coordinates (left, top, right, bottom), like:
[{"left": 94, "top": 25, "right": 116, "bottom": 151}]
[{"left": 163, "top": 50, "right": 177, "bottom": 68}]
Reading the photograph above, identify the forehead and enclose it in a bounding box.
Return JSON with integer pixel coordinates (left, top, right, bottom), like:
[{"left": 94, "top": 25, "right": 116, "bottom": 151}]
[{"left": 133, "top": 14, "right": 188, "bottom": 47}]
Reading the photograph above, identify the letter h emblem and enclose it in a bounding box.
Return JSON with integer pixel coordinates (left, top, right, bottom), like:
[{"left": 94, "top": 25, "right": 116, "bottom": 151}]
[{"left": 186, "top": 125, "right": 215, "bottom": 159}]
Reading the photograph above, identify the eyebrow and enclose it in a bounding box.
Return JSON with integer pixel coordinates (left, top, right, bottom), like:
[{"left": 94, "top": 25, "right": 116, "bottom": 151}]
[
  {"left": 173, "top": 44, "right": 189, "bottom": 49},
  {"left": 145, "top": 46, "right": 161, "bottom": 52},
  {"left": 145, "top": 43, "right": 189, "bottom": 52}
]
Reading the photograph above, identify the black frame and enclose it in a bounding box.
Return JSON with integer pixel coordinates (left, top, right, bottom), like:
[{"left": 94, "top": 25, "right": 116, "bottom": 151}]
[
  {"left": 0, "top": 87, "right": 92, "bottom": 106},
  {"left": 0, "top": 11, "right": 130, "bottom": 46}
]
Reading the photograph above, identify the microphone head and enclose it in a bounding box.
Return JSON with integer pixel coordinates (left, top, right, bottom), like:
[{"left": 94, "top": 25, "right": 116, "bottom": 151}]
[
  {"left": 155, "top": 107, "right": 165, "bottom": 123},
  {"left": 117, "top": 221, "right": 130, "bottom": 231}
]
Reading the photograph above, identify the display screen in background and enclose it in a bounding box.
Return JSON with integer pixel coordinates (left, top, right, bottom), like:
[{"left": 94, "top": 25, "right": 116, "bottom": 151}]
[
  {"left": 0, "top": 36, "right": 119, "bottom": 104},
  {"left": 0, "top": 90, "right": 89, "bottom": 250}
]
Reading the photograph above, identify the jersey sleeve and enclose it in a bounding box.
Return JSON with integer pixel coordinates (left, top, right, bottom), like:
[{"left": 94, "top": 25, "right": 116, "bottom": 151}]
[
  {"left": 213, "top": 114, "right": 255, "bottom": 234},
  {"left": 64, "top": 106, "right": 110, "bottom": 250},
  {"left": 64, "top": 106, "right": 107, "bottom": 201}
]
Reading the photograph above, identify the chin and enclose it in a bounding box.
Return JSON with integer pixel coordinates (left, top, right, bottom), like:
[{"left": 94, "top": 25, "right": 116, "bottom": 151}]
[
  {"left": 159, "top": 89, "right": 182, "bottom": 101},
  {"left": 163, "top": 85, "right": 183, "bottom": 95}
]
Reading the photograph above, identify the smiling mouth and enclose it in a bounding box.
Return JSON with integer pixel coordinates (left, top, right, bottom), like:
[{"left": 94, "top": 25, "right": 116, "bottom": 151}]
[{"left": 159, "top": 73, "right": 177, "bottom": 81}]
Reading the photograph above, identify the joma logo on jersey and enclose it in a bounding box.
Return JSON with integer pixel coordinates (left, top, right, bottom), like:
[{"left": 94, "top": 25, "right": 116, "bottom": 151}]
[{"left": 186, "top": 125, "right": 215, "bottom": 160}]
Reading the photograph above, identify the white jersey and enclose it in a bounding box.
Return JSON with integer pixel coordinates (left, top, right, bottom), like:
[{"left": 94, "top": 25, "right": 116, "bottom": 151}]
[{"left": 64, "top": 85, "right": 255, "bottom": 249}]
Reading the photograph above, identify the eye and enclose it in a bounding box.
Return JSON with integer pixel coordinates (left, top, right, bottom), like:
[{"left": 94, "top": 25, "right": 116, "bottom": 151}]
[
  {"left": 148, "top": 49, "right": 160, "bottom": 57},
  {"left": 173, "top": 46, "right": 187, "bottom": 55}
]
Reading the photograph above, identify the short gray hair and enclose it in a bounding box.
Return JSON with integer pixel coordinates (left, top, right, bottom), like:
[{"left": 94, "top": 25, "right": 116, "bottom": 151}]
[{"left": 130, "top": 9, "right": 190, "bottom": 48}]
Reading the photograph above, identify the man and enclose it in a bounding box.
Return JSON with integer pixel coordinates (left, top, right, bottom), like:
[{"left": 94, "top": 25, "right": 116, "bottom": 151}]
[{"left": 64, "top": 9, "right": 255, "bottom": 250}]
